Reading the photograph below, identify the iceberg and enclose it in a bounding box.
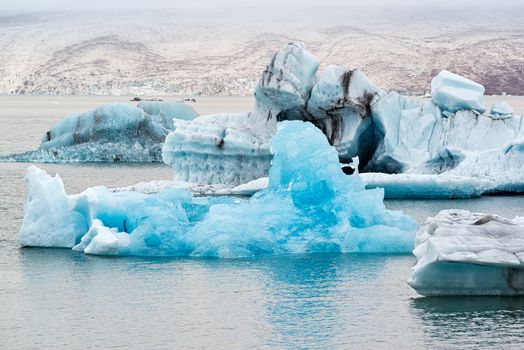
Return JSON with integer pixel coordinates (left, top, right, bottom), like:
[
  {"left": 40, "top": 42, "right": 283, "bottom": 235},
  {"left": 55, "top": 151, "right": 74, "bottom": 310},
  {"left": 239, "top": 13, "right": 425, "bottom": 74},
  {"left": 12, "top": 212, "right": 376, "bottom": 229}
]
[
  {"left": 20, "top": 121, "right": 416, "bottom": 258},
  {"left": 254, "top": 42, "right": 320, "bottom": 120},
  {"left": 366, "top": 92, "right": 524, "bottom": 193},
  {"left": 162, "top": 112, "right": 274, "bottom": 185},
  {"left": 137, "top": 101, "right": 199, "bottom": 129},
  {"left": 163, "top": 43, "right": 523, "bottom": 196},
  {"left": 491, "top": 100, "right": 514, "bottom": 116},
  {"left": 304, "top": 65, "right": 383, "bottom": 164},
  {"left": 430, "top": 70, "right": 486, "bottom": 114},
  {"left": 408, "top": 210, "right": 524, "bottom": 296},
  {"left": 2, "top": 102, "right": 197, "bottom": 163}
]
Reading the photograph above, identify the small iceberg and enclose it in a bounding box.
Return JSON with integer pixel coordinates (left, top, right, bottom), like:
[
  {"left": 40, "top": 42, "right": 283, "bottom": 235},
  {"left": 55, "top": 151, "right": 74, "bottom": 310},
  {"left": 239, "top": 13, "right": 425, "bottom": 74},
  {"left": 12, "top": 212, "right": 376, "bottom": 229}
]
[
  {"left": 19, "top": 121, "right": 416, "bottom": 258},
  {"left": 430, "top": 70, "right": 486, "bottom": 114},
  {"left": 491, "top": 100, "right": 514, "bottom": 117},
  {"left": 1, "top": 102, "right": 198, "bottom": 163},
  {"left": 408, "top": 209, "right": 524, "bottom": 296}
]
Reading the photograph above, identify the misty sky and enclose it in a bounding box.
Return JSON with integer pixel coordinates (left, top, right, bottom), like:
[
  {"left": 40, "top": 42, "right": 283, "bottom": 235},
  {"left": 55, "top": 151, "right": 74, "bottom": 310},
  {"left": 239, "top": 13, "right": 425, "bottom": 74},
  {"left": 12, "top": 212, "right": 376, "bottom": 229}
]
[{"left": 2, "top": 0, "right": 522, "bottom": 11}]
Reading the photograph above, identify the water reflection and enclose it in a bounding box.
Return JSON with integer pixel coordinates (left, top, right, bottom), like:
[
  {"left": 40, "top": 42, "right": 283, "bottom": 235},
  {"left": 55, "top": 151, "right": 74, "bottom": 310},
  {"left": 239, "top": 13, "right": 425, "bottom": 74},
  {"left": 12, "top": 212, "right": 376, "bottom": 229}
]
[
  {"left": 15, "top": 249, "right": 395, "bottom": 349},
  {"left": 258, "top": 253, "right": 386, "bottom": 348},
  {"left": 410, "top": 297, "right": 524, "bottom": 349},
  {"left": 10, "top": 247, "right": 524, "bottom": 349}
]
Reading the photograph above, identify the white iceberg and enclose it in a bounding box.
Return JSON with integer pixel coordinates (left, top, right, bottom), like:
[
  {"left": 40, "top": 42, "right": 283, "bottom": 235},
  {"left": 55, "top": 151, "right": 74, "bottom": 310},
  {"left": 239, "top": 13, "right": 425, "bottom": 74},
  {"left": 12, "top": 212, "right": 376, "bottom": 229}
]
[
  {"left": 163, "top": 43, "right": 523, "bottom": 196},
  {"left": 20, "top": 121, "right": 416, "bottom": 258},
  {"left": 491, "top": 100, "right": 514, "bottom": 116},
  {"left": 162, "top": 112, "right": 274, "bottom": 185},
  {"left": 367, "top": 91, "right": 524, "bottom": 193},
  {"left": 430, "top": 70, "right": 486, "bottom": 114},
  {"left": 408, "top": 209, "right": 524, "bottom": 296},
  {"left": 2, "top": 102, "right": 197, "bottom": 163}
]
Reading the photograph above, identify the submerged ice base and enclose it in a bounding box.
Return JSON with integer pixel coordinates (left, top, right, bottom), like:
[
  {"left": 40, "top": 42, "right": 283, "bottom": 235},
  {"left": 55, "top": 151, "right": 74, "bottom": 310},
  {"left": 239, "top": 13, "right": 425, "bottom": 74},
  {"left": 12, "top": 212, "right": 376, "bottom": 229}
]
[
  {"left": 20, "top": 121, "right": 416, "bottom": 258},
  {"left": 408, "top": 210, "right": 524, "bottom": 296}
]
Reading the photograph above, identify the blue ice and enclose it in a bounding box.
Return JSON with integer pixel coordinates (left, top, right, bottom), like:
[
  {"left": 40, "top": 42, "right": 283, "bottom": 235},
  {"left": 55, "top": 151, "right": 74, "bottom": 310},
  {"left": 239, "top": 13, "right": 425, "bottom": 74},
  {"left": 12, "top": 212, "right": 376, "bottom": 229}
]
[{"left": 20, "top": 121, "right": 416, "bottom": 258}]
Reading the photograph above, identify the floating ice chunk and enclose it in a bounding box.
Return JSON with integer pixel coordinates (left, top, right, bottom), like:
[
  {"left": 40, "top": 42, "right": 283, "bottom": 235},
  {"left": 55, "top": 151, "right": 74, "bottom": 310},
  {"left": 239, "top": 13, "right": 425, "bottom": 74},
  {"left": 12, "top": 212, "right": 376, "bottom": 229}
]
[
  {"left": 42, "top": 103, "right": 166, "bottom": 149},
  {"left": 20, "top": 121, "right": 416, "bottom": 258},
  {"left": 408, "top": 209, "right": 524, "bottom": 296},
  {"left": 490, "top": 100, "right": 514, "bottom": 116},
  {"left": 137, "top": 101, "right": 198, "bottom": 129},
  {"left": 113, "top": 177, "right": 269, "bottom": 197},
  {"left": 19, "top": 166, "right": 88, "bottom": 248},
  {"left": 162, "top": 112, "right": 275, "bottom": 185},
  {"left": 78, "top": 220, "right": 131, "bottom": 255},
  {"left": 229, "top": 177, "right": 269, "bottom": 196},
  {"left": 431, "top": 70, "right": 486, "bottom": 113},
  {"left": 254, "top": 42, "right": 319, "bottom": 119},
  {"left": 2, "top": 102, "right": 197, "bottom": 163},
  {"left": 306, "top": 65, "right": 383, "bottom": 163}
]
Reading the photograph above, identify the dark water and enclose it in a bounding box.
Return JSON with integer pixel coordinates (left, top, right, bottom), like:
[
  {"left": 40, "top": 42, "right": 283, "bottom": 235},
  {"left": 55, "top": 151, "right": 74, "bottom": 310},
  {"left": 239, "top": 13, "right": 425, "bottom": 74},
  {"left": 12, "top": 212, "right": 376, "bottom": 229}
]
[{"left": 1, "top": 97, "right": 524, "bottom": 349}]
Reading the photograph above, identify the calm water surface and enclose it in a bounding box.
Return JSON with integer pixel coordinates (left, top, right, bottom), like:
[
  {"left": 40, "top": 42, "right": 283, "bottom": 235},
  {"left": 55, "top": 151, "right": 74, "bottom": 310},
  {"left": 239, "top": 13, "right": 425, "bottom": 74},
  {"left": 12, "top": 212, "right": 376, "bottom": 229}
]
[{"left": 1, "top": 96, "right": 524, "bottom": 349}]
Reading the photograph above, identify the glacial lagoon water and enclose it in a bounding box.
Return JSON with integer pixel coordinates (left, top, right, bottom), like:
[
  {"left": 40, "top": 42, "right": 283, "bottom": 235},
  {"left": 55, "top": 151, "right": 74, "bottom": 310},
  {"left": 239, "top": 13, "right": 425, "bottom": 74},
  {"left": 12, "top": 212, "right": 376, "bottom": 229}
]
[{"left": 1, "top": 96, "right": 524, "bottom": 349}]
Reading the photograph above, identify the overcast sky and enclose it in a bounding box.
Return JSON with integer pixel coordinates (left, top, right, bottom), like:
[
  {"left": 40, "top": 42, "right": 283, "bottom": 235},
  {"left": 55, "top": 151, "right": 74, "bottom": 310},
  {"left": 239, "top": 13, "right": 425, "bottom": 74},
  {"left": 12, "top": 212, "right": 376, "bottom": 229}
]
[{"left": 2, "top": 0, "right": 522, "bottom": 11}]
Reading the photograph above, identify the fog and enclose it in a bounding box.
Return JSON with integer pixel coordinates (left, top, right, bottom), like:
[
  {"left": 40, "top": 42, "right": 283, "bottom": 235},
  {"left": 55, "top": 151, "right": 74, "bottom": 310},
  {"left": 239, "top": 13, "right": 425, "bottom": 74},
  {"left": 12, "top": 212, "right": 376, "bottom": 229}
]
[{"left": 2, "top": 0, "right": 523, "bottom": 11}]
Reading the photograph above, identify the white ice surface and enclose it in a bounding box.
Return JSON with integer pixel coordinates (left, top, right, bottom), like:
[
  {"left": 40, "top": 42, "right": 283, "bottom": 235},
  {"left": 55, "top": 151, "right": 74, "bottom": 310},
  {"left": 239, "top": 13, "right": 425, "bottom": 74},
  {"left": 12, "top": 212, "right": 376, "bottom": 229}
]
[
  {"left": 408, "top": 209, "right": 524, "bottom": 296},
  {"left": 162, "top": 112, "right": 274, "bottom": 185},
  {"left": 431, "top": 70, "right": 486, "bottom": 113},
  {"left": 491, "top": 100, "right": 514, "bottom": 116}
]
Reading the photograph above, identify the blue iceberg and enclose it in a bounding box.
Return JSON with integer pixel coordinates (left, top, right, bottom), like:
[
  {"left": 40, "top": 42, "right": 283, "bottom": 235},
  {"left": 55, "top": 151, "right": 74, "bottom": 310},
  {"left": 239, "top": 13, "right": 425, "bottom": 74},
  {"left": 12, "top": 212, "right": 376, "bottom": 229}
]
[
  {"left": 1, "top": 102, "right": 198, "bottom": 163},
  {"left": 20, "top": 121, "right": 416, "bottom": 258}
]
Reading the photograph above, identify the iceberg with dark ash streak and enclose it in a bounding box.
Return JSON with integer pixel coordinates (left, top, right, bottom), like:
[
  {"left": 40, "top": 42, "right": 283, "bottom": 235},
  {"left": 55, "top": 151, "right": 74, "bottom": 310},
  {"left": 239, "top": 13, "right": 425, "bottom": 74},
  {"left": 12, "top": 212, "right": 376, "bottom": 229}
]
[
  {"left": 1, "top": 102, "right": 197, "bottom": 163},
  {"left": 164, "top": 43, "right": 523, "bottom": 196}
]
